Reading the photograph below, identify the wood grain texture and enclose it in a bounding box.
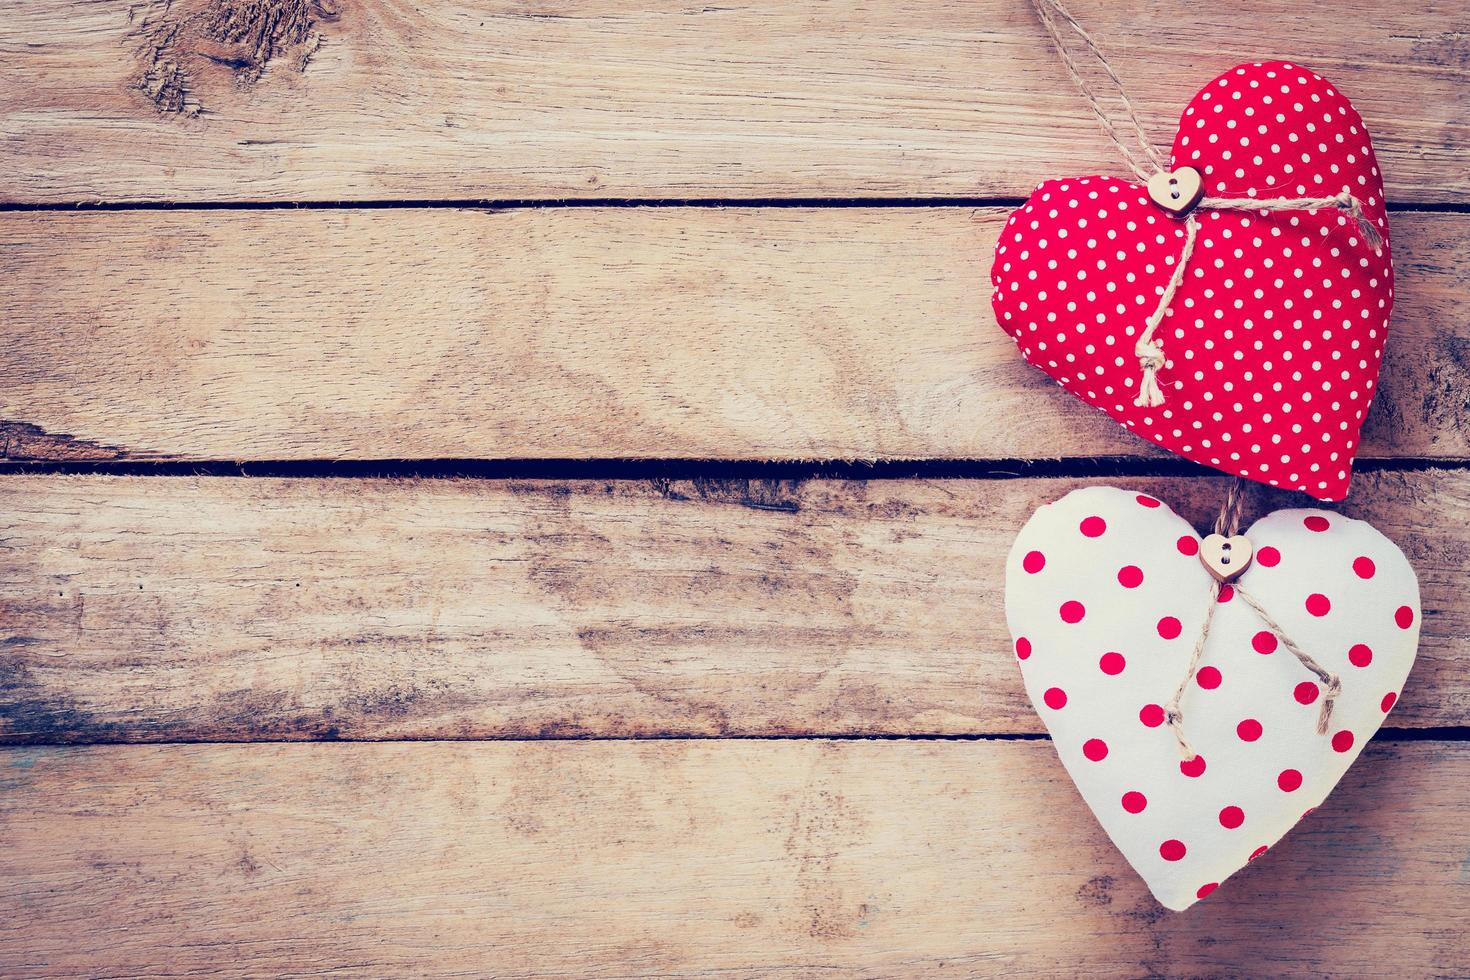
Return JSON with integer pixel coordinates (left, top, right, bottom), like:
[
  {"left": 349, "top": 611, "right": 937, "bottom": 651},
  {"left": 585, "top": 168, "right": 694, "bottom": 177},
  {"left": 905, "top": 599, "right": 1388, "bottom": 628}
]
[
  {"left": 3, "top": 208, "right": 1467, "bottom": 463},
  {"left": 2, "top": 0, "right": 1468, "bottom": 203},
  {"left": 1, "top": 740, "right": 1467, "bottom": 978},
  {"left": 3, "top": 471, "right": 1466, "bottom": 743}
]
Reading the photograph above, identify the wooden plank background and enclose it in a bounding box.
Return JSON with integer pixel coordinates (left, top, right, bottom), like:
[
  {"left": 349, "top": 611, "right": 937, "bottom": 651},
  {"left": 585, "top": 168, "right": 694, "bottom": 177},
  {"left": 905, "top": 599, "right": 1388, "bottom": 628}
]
[
  {"left": 2, "top": 208, "right": 1467, "bottom": 462},
  {"left": 2, "top": 741, "right": 1467, "bottom": 977},
  {"left": 1, "top": 0, "right": 1468, "bottom": 203},
  {"left": 2, "top": 471, "right": 1468, "bottom": 742},
  {"left": 2, "top": 0, "right": 1467, "bottom": 976}
]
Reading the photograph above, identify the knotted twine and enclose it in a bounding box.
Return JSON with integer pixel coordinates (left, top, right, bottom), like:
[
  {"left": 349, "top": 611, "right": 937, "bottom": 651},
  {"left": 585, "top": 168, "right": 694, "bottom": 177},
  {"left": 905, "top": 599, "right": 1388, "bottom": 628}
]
[
  {"left": 1029, "top": 0, "right": 1349, "bottom": 758},
  {"left": 1031, "top": 0, "right": 1385, "bottom": 409}
]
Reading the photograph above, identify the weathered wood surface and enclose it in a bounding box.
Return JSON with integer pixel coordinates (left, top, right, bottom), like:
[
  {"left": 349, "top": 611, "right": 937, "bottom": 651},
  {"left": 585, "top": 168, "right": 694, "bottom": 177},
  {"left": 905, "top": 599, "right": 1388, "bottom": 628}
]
[
  {"left": 2, "top": 208, "right": 1466, "bottom": 463},
  {"left": 0, "top": 740, "right": 1466, "bottom": 978},
  {"left": 3, "top": 471, "right": 1465, "bottom": 743},
  {"left": 2, "top": 1, "right": 1468, "bottom": 204}
]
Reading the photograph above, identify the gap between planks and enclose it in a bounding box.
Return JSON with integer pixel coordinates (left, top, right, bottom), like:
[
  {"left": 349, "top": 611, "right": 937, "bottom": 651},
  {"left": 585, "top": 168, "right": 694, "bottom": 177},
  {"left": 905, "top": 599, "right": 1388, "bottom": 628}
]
[
  {"left": 3, "top": 729, "right": 1467, "bottom": 749},
  {"left": 2, "top": 457, "right": 1469, "bottom": 479}
]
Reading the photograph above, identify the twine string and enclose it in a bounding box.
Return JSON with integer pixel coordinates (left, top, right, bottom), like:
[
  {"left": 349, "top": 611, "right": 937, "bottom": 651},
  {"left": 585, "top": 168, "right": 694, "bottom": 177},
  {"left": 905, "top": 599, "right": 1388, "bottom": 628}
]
[
  {"left": 1163, "top": 579, "right": 1219, "bottom": 762},
  {"left": 1030, "top": 0, "right": 1387, "bottom": 407},
  {"left": 1133, "top": 215, "right": 1197, "bottom": 408},
  {"left": 1202, "top": 192, "right": 1383, "bottom": 252},
  {"left": 1233, "top": 585, "right": 1343, "bottom": 735},
  {"left": 1031, "top": 0, "right": 1164, "bottom": 182},
  {"left": 1163, "top": 479, "right": 1344, "bottom": 761},
  {"left": 1211, "top": 475, "right": 1248, "bottom": 538}
]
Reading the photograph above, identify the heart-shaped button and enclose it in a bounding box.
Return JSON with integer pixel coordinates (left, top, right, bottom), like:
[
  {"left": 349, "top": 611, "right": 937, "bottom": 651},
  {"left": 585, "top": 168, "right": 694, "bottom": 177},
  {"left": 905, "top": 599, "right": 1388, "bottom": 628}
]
[
  {"left": 992, "top": 62, "right": 1393, "bottom": 501},
  {"left": 1146, "top": 166, "right": 1204, "bottom": 217},
  {"left": 1199, "top": 532, "right": 1252, "bottom": 582},
  {"left": 1007, "top": 486, "right": 1419, "bottom": 910}
]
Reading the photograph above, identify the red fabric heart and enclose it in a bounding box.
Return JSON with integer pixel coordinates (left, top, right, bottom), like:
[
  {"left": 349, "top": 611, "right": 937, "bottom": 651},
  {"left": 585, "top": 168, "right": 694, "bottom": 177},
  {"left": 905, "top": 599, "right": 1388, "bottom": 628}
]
[{"left": 992, "top": 62, "right": 1392, "bottom": 501}]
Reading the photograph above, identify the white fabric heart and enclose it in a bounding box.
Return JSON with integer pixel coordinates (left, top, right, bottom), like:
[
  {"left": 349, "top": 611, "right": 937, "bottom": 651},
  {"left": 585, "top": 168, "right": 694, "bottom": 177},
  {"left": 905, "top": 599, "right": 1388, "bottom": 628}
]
[{"left": 1005, "top": 486, "right": 1420, "bottom": 910}]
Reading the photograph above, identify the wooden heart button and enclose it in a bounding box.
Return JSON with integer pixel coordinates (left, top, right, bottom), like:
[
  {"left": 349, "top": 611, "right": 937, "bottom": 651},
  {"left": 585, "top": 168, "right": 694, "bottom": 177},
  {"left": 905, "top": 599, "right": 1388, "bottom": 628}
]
[
  {"left": 1146, "top": 167, "right": 1205, "bottom": 217},
  {"left": 1199, "top": 533, "right": 1253, "bottom": 582}
]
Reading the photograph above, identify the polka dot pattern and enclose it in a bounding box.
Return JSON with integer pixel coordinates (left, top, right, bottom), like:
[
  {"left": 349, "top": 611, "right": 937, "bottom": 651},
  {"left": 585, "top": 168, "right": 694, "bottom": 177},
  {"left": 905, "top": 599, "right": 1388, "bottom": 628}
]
[
  {"left": 1007, "top": 486, "right": 1420, "bottom": 911},
  {"left": 990, "top": 62, "right": 1392, "bottom": 502}
]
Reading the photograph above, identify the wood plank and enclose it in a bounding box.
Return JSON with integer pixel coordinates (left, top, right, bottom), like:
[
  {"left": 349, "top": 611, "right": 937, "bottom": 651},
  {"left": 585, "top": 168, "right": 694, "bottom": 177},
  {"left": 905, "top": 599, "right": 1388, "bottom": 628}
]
[
  {"left": 2, "top": 208, "right": 1466, "bottom": 463},
  {"left": 2, "top": 1, "right": 1467, "bottom": 203},
  {"left": 1, "top": 740, "right": 1466, "bottom": 977},
  {"left": 2, "top": 470, "right": 1466, "bottom": 743}
]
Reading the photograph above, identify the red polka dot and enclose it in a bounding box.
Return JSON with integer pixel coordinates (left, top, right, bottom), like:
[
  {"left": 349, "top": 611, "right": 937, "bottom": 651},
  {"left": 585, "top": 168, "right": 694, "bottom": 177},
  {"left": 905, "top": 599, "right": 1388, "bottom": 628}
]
[
  {"left": 1217, "top": 585, "right": 1234, "bottom": 603},
  {"left": 1136, "top": 495, "right": 1161, "bottom": 508},
  {"left": 1218, "top": 806, "right": 1245, "bottom": 829},
  {"left": 1060, "top": 600, "right": 1086, "bottom": 623},
  {"left": 1159, "top": 839, "right": 1187, "bottom": 862},
  {"left": 1180, "top": 755, "right": 1206, "bottom": 778},
  {"left": 1196, "top": 882, "right": 1219, "bottom": 899},
  {"left": 1139, "top": 703, "right": 1166, "bottom": 728},
  {"left": 1353, "top": 556, "right": 1376, "bottom": 579},
  {"left": 1099, "top": 652, "right": 1126, "bottom": 676},
  {"left": 1381, "top": 691, "right": 1398, "bottom": 713},
  {"left": 1252, "top": 630, "right": 1278, "bottom": 655},
  {"left": 1082, "top": 738, "right": 1109, "bottom": 761},
  {"left": 1043, "top": 687, "right": 1067, "bottom": 710},
  {"left": 1157, "top": 616, "right": 1182, "bottom": 640},
  {"left": 1196, "top": 666, "right": 1222, "bottom": 690},
  {"left": 1249, "top": 845, "right": 1268, "bottom": 862},
  {"left": 1176, "top": 535, "right": 1199, "bottom": 557},
  {"left": 1257, "top": 546, "right": 1280, "bottom": 567},
  {"left": 1122, "top": 791, "right": 1148, "bottom": 814},
  {"left": 1237, "top": 718, "right": 1263, "bottom": 742},
  {"left": 1022, "top": 550, "right": 1046, "bottom": 574},
  {"left": 1332, "top": 730, "right": 1355, "bottom": 753},
  {"left": 1305, "top": 593, "right": 1331, "bottom": 617},
  {"left": 1294, "top": 681, "right": 1320, "bottom": 705},
  {"left": 1277, "top": 768, "right": 1303, "bottom": 792},
  {"left": 1304, "top": 515, "right": 1330, "bottom": 532},
  {"left": 1395, "top": 605, "right": 1415, "bottom": 629},
  {"left": 1080, "top": 516, "right": 1107, "bottom": 538},
  {"left": 1015, "top": 636, "right": 1032, "bottom": 660},
  {"left": 1348, "top": 643, "right": 1372, "bottom": 668},
  {"left": 1117, "top": 565, "right": 1144, "bottom": 588}
]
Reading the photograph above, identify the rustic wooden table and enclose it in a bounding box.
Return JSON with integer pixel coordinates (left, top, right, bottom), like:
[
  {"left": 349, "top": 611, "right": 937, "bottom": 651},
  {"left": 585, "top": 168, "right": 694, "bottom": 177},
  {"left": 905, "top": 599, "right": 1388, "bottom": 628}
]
[{"left": 2, "top": 1, "right": 1467, "bottom": 975}]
